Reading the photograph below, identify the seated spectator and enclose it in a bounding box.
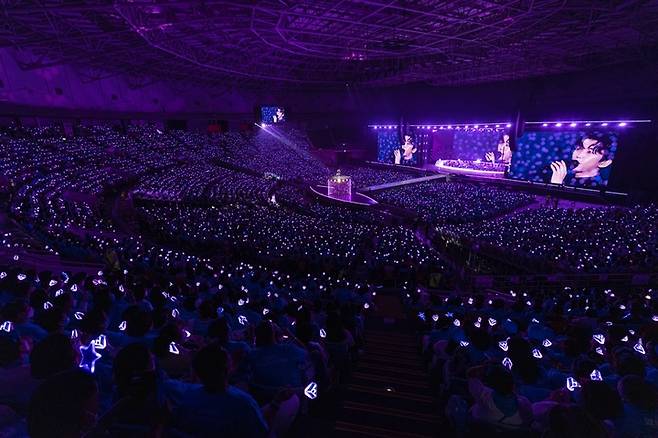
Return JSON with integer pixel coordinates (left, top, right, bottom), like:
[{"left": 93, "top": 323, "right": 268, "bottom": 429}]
[
  {"left": 171, "top": 344, "right": 269, "bottom": 437},
  {"left": 96, "top": 343, "right": 170, "bottom": 436},
  {"left": 466, "top": 364, "right": 533, "bottom": 428},
  {"left": 244, "top": 321, "right": 310, "bottom": 401},
  {"left": 615, "top": 375, "right": 658, "bottom": 437},
  {"left": 28, "top": 369, "right": 99, "bottom": 438}
]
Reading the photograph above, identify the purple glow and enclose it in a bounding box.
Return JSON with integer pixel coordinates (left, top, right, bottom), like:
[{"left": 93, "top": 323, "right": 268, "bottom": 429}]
[
  {"left": 79, "top": 342, "right": 102, "bottom": 373},
  {"left": 506, "top": 123, "right": 512, "bottom": 128},
  {"left": 569, "top": 122, "right": 577, "bottom": 127},
  {"left": 618, "top": 122, "right": 627, "bottom": 126},
  {"left": 542, "top": 123, "right": 548, "bottom": 127},
  {"left": 304, "top": 381, "right": 318, "bottom": 400},
  {"left": 585, "top": 123, "right": 591, "bottom": 126},
  {"left": 555, "top": 123, "right": 563, "bottom": 127},
  {"left": 601, "top": 123, "right": 608, "bottom": 126},
  {"left": 566, "top": 377, "right": 580, "bottom": 392}
]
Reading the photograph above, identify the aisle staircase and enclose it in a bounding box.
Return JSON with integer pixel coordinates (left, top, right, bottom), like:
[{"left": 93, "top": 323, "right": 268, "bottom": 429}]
[{"left": 333, "top": 293, "right": 440, "bottom": 437}]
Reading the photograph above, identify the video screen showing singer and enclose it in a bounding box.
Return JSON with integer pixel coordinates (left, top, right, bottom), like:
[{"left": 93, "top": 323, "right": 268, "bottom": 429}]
[
  {"left": 394, "top": 135, "right": 417, "bottom": 165},
  {"left": 485, "top": 134, "right": 512, "bottom": 165},
  {"left": 549, "top": 135, "right": 613, "bottom": 187}
]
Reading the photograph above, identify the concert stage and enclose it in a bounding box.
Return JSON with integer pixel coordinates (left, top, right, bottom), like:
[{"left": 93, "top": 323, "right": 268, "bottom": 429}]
[
  {"left": 309, "top": 185, "right": 378, "bottom": 206},
  {"left": 434, "top": 159, "right": 506, "bottom": 178}
]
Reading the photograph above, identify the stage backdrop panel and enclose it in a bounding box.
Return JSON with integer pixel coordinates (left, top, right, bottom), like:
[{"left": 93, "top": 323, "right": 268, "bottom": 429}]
[
  {"left": 452, "top": 130, "right": 503, "bottom": 161},
  {"left": 509, "top": 130, "right": 618, "bottom": 188}
]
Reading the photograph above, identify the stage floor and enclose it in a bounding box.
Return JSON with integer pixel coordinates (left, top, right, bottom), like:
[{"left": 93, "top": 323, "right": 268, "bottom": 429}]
[{"left": 310, "top": 185, "right": 378, "bottom": 206}]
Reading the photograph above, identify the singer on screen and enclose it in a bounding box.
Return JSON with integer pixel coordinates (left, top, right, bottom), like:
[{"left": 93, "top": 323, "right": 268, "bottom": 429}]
[
  {"left": 394, "top": 135, "right": 417, "bottom": 165},
  {"left": 549, "top": 135, "right": 613, "bottom": 186},
  {"left": 272, "top": 107, "right": 285, "bottom": 123},
  {"left": 485, "top": 134, "right": 512, "bottom": 165}
]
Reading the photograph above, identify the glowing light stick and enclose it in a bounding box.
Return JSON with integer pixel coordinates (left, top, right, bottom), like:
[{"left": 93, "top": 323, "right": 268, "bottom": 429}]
[{"left": 304, "top": 382, "right": 318, "bottom": 400}]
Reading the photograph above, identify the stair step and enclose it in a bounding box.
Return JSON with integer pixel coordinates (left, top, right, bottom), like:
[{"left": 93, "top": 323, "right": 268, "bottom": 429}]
[
  {"left": 356, "top": 362, "right": 427, "bottom": 377},
  {"left": 346, "top": 383, "right": 434, "bottom": 404},
  {"left": 334, "top": 420, "right": 433, "bottom": 438},
  {"left": 365, "top": 340, "right": 418, "bottom": 353},
  {"left": 342, "top": 400, "right": 440, "bottom": 423},
  {"left": 351, "top": 371, "right": 431, "bottom": 390},
  {"left": 361, "top": 353, "right": 425, "bottom": 368}
]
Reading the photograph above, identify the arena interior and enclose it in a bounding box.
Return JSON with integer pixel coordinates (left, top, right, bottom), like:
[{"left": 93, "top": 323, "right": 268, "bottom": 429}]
[{"left": 1, "top": 1, "right": 658, "bottom": 437}]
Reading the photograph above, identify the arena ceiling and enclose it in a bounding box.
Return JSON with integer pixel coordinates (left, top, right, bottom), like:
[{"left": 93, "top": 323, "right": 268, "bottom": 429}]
[{"left": 2, "top": 1, "right": 658, "bottom": 89}]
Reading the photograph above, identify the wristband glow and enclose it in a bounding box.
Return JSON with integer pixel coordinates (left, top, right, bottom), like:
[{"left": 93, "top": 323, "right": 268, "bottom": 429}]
[
  {"left": 304, "top": 382, "right": 318, "bottom": 400},
  {"left": 1, "top": 321, "right": 12, "bottom": 332},
  {"left": 566, "top": 377, "right": 580, "bottom": 392},
  {"left": 79, "top": 342, "right": 102, "bottom": 373}
]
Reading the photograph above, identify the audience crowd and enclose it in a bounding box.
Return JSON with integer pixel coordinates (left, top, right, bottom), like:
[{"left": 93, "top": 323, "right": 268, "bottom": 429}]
[
  {"left": 442, "top": 205, "right": 658, "bottom": 273},
  {"left": 1, "top": 122, "right": 657, "bottom": 437},
  {"left": 375, "top": 181, "right": 535, "bottom": 225},
  {"left": 412, "top": 283, "right": 658, "bottom": 436}
]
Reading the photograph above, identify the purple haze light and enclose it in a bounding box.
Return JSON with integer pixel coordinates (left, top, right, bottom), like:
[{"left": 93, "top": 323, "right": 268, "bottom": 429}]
[
  {"left": 569, "top": 123, "right": 577, "bottom": 127},
  {"left": 555, "top": 123, "right": 563, "bottom": 127},
  {"left": 542, "top": 123, "right": 548, "bottom": 127}
]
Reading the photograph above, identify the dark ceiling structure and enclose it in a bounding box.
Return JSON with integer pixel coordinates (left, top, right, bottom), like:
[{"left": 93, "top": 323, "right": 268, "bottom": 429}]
[{"left": 2, "top": 1, "right": 658, "bottom": 89}]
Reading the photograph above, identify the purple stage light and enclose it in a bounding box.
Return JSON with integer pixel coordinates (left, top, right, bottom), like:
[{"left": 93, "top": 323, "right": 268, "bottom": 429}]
[
  {"left": 447, "top": 125, "right": 452, "bottom": 129},
  {"left": 555, "top": 123, "right": 562, "bottom": 127},
  {"left": 542, "top": 123, "right": 548, "bottom": 127},
  {"left": 601, "top": 122, "right": 608, "bottom": 126},
  {"left": 506, "top": 123, "right": 512, "bottom": 128},
  {"left": 618, "top": 122, "right": 627, "bottom": 126},
  {"left": 569, "top": 122, "right": 577, "bottom": 127},
  {"left": 585, "top": 123, "right": 591, "bottom": 126},
  {"left": 474, "top": 125, "right": 479, "bottom": 129}
]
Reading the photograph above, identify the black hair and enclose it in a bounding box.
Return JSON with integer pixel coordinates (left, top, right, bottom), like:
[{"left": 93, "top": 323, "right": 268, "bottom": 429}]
[
  {"left": 113, "top": 343, "right": 156, "bottom": 399},
  {"left": 578, "top": 133, "right": 613, "bottom": 162},
  {"left": 30, "top": 333, "right": 77, "bottom": 379},
  {"left": 28, "top": 369, "right": 98, "bottom": 438},
  {"left": 192, "top": 343, "right": 229, "bottom": 392}
]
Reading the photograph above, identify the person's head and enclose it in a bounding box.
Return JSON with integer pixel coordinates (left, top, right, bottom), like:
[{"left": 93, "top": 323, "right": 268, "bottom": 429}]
[
  {"left": 403, "top": 135, "right": 412, "bottom": 144},
  {"left": 614, "top": 350, "right": 646, "bottom": 378},
  {"left": 30, "top": 333, "right": 78, "bottom": 379},
  {"left": 618, "top": 375, "right": 658, "bottom": 410},
  {"left": 572, "top": 135, "right": 613, "bottom": 177},
  {"left": 255, "top": 320, "right": 275, "bottom": 347},
  {"left": 3, "top": 299, "right": 33, "bottom": 323},
  {"left": 28, "top": 369, "right": 99, "bottom": 438},
  {"left": 0, "top": 336, "right": 21, "bottom": 367},
  {"left": 207, "top": 317, "right": 230, "bottom": 343},
  {"left": 580, "top": 380, "right": 622, "bottom": 421},
  {"left": 192, "top": 343, "right": 230, "bottom": 392},
  {"left": 572, "top": 356, "right": 598, "bottom": 381},
  {"left": 113, "top": 343, "right": 156, "bottom": 399},
  {"left": 198, "top": 299, "right": 217, "bottom": 320},
  {"left": 484, "top": 364, "right": 514, "bottom": 395},
  {"left": 122, "top": 305, "right": 153, "bottom": 337},
  {"left": 546, "top": 404, "right": 604, "bottom": 438},
  {"left": 497, "top": 134, "right": 511, "bottom": 152}
]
